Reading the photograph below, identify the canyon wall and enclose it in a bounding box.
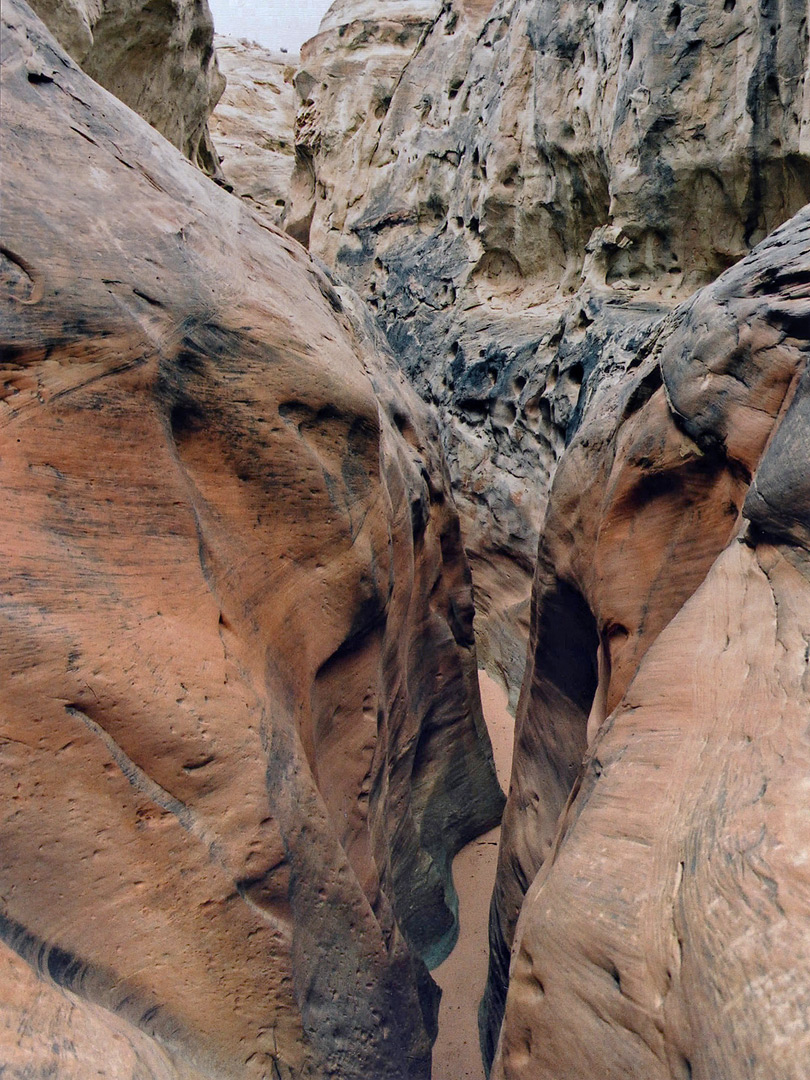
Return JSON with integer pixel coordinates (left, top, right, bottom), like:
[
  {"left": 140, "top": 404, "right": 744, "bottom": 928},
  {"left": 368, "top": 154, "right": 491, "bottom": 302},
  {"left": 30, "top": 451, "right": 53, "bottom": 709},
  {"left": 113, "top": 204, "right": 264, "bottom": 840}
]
[
  {"left": 488, "top": 206, "right": 810, "bottom": 1079},
  {"left": 0, "top": 3, "right": 504, "bottom": 1077},
  {"left": 286, "top": 1, "right": 810, "bottom": 1074},
  {"left": 27, "top": 0, "right": 226, "bottom": 176},
  {"left": 210, "top": 37, "right": 297, "bottom": 227},
  {"left": 290, "top": 0, "right": 810, "bottom": 700}
]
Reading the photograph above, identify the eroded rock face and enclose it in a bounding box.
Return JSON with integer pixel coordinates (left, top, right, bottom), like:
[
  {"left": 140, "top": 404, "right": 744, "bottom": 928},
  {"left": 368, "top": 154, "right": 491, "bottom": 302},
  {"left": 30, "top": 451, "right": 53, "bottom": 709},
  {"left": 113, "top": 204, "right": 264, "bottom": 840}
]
[
  {"left": 0, "top": 3, "right": 504, "bottom": 1077},
  {"left": 484, "top": 208, "right": 810, "bottom": 1078},
  {"left": 210, "top": 36, "right": 297, "bottom": 227},
  {"left": 290, "top": 0, "right": 810, "bottom": 701},
  {"left": 27, "top": 0, "right": 225, "bottom": 176}
]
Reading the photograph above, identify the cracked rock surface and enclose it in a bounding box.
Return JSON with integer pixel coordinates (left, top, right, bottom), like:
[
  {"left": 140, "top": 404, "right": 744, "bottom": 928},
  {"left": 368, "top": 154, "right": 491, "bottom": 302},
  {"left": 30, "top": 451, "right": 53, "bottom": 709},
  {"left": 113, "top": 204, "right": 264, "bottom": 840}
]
[
  {"left": 289, "top": 0, "right": 810, "bottom": 701},
  {"left": 485, "top": 207, "right": 810, "bottom": 1078},
  {"left": 0, "top": 3, "right": 504, "bottom": 1076}
]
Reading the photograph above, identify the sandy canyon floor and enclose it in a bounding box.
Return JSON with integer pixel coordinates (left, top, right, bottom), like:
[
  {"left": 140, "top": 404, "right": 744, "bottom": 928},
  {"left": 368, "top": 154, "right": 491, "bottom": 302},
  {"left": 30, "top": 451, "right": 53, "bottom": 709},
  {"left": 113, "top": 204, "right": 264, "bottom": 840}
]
[{"left": 433, "top": 673, "right": 514, "bottom": 1080}]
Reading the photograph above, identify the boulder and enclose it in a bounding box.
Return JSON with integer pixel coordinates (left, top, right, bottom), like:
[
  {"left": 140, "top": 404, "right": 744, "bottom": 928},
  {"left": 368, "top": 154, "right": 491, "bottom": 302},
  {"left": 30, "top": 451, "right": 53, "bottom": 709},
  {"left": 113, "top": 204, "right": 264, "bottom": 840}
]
[
  {"left": 485, "top": 207, "right": 810, "bottom": 1078},
  {"left": 0, "top": 3, "right": 504, "bottom": 1076}
]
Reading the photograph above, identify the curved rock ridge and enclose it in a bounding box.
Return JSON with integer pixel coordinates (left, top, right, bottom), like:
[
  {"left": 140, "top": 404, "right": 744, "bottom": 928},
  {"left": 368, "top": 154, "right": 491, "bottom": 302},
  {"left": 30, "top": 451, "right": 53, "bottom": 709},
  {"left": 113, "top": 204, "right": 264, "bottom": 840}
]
[
  {"left": 27, "top": 0, "right": 226, "bottom": 176},
  {"left": 0, "top": 3, "right": 504, "bottom": 1077},
  {"left": 290, "top": 0, "right": 810, "bottom": 701},
  {"left": 210, "top": 36, "right": 298, "bottom": 227},
  {"left": 484, "top": 207, "right": 810, "bottom": 1077}
]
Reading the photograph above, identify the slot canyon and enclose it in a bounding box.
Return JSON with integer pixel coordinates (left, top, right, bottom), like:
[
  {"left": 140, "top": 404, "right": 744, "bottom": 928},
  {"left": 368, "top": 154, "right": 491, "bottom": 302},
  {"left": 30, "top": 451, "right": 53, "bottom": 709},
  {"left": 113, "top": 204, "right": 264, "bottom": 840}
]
[{"left": 1, "top": 0, "right": 809, "bottom": 1077}]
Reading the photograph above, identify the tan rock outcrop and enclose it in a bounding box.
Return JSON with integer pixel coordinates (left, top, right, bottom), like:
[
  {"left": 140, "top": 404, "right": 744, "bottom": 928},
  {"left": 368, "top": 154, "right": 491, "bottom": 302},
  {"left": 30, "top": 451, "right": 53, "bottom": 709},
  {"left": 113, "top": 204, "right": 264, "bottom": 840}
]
[
  {"left": 210, "top": 36, "right": 297, "bottom": 227},
  {"left": 0, "top": 3, "right": 504, "bottom": 1077},
  {"left": 290, "top": 0, "right": 810, "bottom": 702},
  {"left": 27, "top": 0, "right": 225, "bottom": 176},
  {"left": 485, "top": 207, "right": 810, "bottom": 1077}
]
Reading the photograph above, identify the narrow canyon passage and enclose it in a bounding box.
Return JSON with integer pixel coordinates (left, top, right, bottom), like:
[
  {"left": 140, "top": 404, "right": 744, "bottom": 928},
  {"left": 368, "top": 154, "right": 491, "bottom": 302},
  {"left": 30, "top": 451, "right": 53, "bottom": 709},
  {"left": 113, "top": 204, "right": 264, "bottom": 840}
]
[{"left": 432, "top": 673, "right": 515, "bottom": 1080}]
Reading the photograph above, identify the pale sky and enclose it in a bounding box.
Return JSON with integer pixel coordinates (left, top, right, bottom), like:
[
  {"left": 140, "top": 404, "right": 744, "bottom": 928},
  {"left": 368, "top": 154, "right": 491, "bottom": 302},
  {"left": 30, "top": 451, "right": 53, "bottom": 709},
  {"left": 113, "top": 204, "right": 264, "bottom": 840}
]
[{"left": 208, "top": 0, "right": 334, "bottom": 53}]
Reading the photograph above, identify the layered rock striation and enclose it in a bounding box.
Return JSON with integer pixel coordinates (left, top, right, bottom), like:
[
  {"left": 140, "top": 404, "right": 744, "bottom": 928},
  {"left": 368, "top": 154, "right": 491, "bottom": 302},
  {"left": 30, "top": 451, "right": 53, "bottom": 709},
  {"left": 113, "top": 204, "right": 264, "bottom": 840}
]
[
  {"left": 0, "top": 3, "right": 504, "bottom": 1076},
  {"left": 485, "top": 208, "right": 810, "bottom": 1077},
  {"left": 290, "top": 0, "right": 810, "bottom": 700},
  {"left": 27, "top": 0, "right": 225, "bottom": 176}
]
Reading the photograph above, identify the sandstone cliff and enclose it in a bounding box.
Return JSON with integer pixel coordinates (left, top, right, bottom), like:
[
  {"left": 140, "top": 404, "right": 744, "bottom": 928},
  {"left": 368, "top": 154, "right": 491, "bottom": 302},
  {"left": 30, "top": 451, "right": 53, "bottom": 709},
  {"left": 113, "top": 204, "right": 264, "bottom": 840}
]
[
  {"left": 27, "top": 0, "right": 225, "bottom": 176},
  {"left": 290, "top": 0, "right": 810, "bottom": 701},
  {"left": 0, "top": 3, "right": 504, "bottom": 1077},
  {"left": 210, "top": 36, "right": 297, "bottom": 227},
  {"left": 486, "top": 208, "right": 810, "bottom": 1078}
]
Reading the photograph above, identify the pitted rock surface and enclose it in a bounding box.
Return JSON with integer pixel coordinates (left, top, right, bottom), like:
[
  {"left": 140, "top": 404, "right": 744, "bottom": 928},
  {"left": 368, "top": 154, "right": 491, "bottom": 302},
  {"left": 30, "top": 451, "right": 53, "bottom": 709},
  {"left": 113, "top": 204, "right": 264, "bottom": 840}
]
[{"left": 289, "top": 0, "right": 810, "bottom": 701}]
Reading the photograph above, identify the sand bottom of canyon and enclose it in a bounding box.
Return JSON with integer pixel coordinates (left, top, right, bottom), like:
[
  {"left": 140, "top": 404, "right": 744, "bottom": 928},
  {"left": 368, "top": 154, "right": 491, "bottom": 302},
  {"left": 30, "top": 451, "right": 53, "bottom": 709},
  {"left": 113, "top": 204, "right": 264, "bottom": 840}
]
[{"left": 432, "top": 672, "right": 514, "bottom": 1080}]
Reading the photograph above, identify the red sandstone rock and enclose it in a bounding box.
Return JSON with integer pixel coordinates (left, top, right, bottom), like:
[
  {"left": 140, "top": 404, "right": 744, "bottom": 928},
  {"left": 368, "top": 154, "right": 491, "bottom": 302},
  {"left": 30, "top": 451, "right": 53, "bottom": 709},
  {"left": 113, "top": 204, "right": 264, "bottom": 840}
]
[
  {"left": 485, "top": 209, "right": 810, "bottom": 1077},
  {"left": 0, "top": 3, "right": 504, "bottom": 1076}
]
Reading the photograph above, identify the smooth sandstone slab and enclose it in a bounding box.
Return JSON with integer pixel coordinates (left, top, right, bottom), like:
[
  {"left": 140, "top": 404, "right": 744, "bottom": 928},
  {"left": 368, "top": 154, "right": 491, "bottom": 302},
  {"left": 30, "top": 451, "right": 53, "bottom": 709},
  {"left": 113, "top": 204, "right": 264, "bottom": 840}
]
[
  {"left": 495, "top": 539, "right": 810, "bottom": 1079},
  {"left": 210, "top": 36, "right": 297, "bottom": 226}
]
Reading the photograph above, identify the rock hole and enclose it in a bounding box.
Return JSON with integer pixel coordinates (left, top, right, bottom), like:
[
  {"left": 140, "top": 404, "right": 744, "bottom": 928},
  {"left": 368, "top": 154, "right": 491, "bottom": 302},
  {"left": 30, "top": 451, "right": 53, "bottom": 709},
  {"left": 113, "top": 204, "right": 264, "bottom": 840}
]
[
  {"left": 522, "top": 394, "right": 552, "bottom": 433},
  {"left": 392, "top": 408, "right": 409, "bottom": 433},
  {"left": 724, "top": 0, "right": 735, "bottom": 9},
  {"left": 567, "top": 362, "right": 584, "bottom": 387},
  {"left": 169, "top": 399, "right": 205, "bottom": 437},
  {"left": 667, "top": 2, "right": 682, "bottom": 31},
  {"left": 436, "top": 281, "right": 456, "bottom": 307},
  {"left": 622, "top": 365, "right": 663, "bottom": 419},
  {"left": 458, "top": 398, "right": 489, "bottom": 424}
]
